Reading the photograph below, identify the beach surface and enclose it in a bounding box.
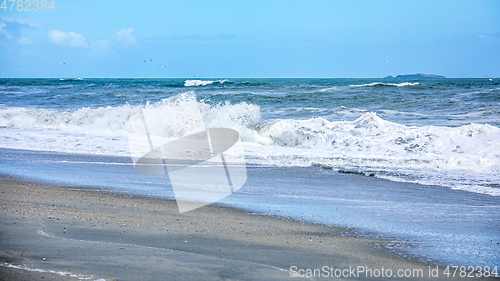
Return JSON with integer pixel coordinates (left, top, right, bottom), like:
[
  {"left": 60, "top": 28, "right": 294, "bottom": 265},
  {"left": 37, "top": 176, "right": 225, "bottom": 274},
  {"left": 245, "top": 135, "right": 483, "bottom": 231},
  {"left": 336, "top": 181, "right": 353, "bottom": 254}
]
[{"left": 1, "top": 175, "right": 495, "bottom": 281}]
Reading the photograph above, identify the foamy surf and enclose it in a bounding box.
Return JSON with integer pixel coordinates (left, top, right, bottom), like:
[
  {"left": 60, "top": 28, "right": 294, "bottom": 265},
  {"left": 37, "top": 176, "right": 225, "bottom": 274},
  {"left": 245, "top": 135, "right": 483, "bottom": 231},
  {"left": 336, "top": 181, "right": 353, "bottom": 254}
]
[
  {"left": 2, "top": 78, "right": 498, "bottom": 270},
  {"left": 0, "top": 262, "right": 103, "bottom": 280},
  {"left": 1, "top": 92, "right": 499, "bottom": 196},
  {"left": 184, "top": 79, "right": 229, "bottom": 87},
  {"left": 349, "top": 82, "right": 420, "bottom": 87}
]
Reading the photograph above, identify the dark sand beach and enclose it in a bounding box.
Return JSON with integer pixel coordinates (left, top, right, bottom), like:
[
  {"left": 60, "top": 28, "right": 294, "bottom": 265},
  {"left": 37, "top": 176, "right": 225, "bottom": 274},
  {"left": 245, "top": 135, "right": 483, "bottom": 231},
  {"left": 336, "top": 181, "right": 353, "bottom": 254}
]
[{"left": 0, "top": 175, "right": 494, "bottom": 281}]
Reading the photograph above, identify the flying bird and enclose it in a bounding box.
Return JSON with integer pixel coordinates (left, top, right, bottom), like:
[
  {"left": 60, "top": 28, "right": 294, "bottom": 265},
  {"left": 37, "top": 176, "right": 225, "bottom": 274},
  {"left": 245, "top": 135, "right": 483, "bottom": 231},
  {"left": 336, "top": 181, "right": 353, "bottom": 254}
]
[
  {"left": 194, "top": 74, "right": 200, "bottom": 77},
  {"left": 382, "top": 59, "right": 392, "bottom": 62},
  {"left": 60, "top": 62, "right": 66, "bottom": 65},
  {"left": 143, "top": 59, "right": 153, "bottom": 63},
  {"left": 159, "top": 65, "right": 166, "bottom": 68}
]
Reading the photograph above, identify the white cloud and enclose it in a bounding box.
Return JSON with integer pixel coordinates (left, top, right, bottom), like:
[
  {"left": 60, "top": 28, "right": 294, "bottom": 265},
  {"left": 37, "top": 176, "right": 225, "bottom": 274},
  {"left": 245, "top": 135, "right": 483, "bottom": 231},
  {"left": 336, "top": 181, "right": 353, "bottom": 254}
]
[
  {"left": 1, "top": 16, "right": 39, "bottom": 27},
  {"left": 48, "top": 29, "right": 88, "bottom": 47},
  {"left": 113, "top": 28, "right": 137, "bottom": 44},
  {"left": 0, "top": 17, "right": 36, "bottom": 44},
  {"left": 0, "top": 22, "right": 9, "bottom": 39}
]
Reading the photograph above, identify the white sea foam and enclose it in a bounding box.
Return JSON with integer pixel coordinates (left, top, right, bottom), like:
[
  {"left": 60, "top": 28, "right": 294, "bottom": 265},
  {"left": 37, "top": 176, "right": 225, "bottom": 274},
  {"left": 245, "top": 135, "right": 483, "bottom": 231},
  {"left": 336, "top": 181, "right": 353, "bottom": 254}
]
[
  {"left": 184, "top": 80, "right": 214, "bottom": 86},
  {"left": 59, "top": 77, "right": 83, "bottom": 81},
  {"left": 317, "top": 86, "right": 339, "bottom": 92},
  {"left": 0, "top": 92, "right": 262, "bottom": 154},
  {"left": 1, "top": 93, "right": 499, "bottom": 196},
  {"left": 0, "top": 262, "right": 100, "bottom": 280},
  {"left": 184, "top": 79, "right": 228, "bottom": 87},
  {"left": 349, "top": 82, "right": 420, "bottom": 87}
]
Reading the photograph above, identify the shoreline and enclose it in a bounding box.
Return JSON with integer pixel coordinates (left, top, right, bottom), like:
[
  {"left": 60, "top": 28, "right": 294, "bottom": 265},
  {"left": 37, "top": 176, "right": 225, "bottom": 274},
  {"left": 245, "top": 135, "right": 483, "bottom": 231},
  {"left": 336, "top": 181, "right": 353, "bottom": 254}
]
[{"left": 1, "top": 174, "right": 495, "bottom": 280}]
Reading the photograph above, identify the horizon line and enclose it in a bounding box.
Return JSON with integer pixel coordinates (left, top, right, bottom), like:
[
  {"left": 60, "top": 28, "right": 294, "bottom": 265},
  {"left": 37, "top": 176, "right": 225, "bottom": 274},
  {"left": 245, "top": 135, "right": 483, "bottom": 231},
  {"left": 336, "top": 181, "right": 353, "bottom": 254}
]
[{"left": 1, "top": 77, "right": 495, "bottom": 79}]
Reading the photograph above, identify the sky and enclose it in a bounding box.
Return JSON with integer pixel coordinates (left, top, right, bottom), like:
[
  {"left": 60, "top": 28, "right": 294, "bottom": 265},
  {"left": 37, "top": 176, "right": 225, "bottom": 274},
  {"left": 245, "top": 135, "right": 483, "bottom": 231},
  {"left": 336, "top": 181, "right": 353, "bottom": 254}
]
[{"left": 0, "top": 0, "right": 499, "bottom": 78}]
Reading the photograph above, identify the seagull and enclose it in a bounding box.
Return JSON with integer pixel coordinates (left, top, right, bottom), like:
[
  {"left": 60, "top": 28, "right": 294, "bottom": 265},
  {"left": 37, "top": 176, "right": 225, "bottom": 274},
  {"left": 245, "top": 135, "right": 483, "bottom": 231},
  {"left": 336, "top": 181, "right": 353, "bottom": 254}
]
[
  {"left": 60, "top": 62, "right": 66, "bottom": 65},
  {"left": 194, "top": 74, "right": 200, "bottom": 77},
  {"left": 159, "top": 65, "right": 166, "bottom": 68},
  {"left": 382, "top": 59, "right": 392, "bottom": 62},
  {"left": 143, "top": 59, "right": 153, "bottom": 63}
]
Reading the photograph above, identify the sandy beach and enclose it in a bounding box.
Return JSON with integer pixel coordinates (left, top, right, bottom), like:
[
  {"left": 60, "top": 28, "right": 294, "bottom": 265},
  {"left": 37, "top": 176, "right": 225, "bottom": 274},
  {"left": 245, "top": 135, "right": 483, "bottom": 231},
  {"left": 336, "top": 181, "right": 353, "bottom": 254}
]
[
  {"left": 2, "top": 0, "right": 499, "bottom": 279},
  {"left": 0, "top": 175, "right": 494, "bottom": 281}
]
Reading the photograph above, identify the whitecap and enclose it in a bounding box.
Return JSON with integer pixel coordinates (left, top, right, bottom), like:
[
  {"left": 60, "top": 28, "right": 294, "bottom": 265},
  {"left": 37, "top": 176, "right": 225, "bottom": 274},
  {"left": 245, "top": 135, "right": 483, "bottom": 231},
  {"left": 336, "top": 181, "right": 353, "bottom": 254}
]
[
  {"left": 349, "top": 82, "right": 420, "bottom": 87},
  {"left": 184, "top": 79, "right": 229, "bottom": 86},
  {"left": 184, "top": 80, "right": 215, "bottom": 87}
]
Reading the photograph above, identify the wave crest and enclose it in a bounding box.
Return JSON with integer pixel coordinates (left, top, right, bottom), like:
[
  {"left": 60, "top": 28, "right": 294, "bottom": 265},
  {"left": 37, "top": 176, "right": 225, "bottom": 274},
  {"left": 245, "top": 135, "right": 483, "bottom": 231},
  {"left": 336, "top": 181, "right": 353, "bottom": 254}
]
[
  {"left": 184, "top": 79, "right": 228, "bottom": 87},
  {"left": 349, "top": 82, "right": 420, "bottom": 88},
  {"left": 1, "top": 98, "right": 499, "bottom": 196}
]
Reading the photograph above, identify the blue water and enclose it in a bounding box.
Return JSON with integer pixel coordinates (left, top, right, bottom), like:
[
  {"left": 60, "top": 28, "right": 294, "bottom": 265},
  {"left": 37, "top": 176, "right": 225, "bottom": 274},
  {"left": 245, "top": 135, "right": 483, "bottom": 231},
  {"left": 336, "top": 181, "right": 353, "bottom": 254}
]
[
  {"left": 2, "top": 78, "right": 499, "bottom": 126},
  {"left": 1, "top": 78, "right": 499, "bottom": 266}
]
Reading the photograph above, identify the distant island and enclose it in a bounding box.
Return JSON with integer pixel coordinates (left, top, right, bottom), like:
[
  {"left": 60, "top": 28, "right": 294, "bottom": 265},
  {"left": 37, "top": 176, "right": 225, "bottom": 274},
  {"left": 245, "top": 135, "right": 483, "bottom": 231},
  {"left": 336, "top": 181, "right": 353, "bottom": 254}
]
[{"left": 384, "top": 73, "right": 446, "bottom": 79}]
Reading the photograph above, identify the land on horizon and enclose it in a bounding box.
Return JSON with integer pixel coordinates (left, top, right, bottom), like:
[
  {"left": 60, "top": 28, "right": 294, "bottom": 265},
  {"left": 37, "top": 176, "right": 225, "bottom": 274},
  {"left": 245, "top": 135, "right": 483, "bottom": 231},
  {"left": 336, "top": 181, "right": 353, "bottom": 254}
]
[{"left": 384, "top": 73, "right": 446, "bottom": 79}]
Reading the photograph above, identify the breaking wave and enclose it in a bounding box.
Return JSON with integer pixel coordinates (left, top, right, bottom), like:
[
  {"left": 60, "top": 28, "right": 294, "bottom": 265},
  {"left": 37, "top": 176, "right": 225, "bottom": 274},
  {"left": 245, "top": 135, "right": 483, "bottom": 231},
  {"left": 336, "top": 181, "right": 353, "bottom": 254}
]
[
  {"left": 1, "top": 92, "right": 499, "bottom": 196},
  {"left": 349, "top": 82, "right": 420, "bottom": 88},
  {"left": 184, "top": 79, "right": 229, "bottom": 87}
]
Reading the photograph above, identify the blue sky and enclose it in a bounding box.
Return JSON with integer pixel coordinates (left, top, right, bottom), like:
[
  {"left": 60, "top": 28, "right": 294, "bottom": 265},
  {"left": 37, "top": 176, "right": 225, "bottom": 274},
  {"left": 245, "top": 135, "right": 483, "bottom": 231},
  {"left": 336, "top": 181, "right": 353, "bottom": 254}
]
[{"left": 1, "top": 0, "right": 499, "bottom": 78}]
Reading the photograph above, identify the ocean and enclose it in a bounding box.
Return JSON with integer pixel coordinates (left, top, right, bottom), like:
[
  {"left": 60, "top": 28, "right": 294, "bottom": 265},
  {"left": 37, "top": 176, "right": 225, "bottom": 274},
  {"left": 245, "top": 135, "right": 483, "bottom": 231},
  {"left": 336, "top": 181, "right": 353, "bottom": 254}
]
[{"left": 1, "top": 78, "right": 499, "bottom": 266}]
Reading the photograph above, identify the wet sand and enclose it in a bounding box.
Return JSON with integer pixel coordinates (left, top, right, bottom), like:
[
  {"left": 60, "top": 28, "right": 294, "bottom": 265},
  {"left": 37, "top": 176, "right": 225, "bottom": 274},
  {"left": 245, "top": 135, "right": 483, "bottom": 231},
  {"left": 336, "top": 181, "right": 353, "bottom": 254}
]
[{"left": 0, "top": 175, "right": 493, "bottom": 280}]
